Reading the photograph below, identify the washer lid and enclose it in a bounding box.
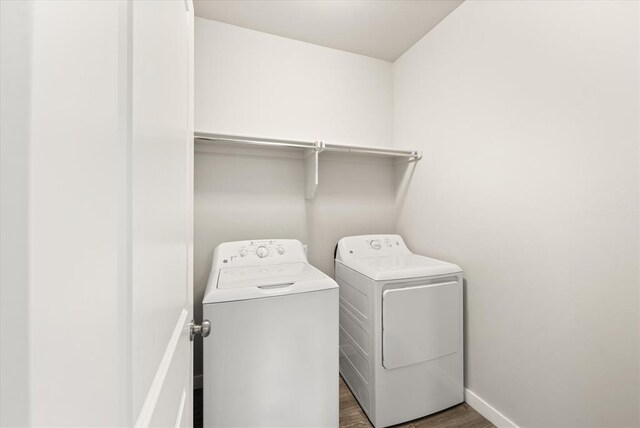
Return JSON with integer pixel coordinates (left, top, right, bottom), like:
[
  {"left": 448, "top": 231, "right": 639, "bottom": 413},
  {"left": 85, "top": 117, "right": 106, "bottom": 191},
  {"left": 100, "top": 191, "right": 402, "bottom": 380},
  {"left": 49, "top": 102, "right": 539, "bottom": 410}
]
[
  {"left": 217, "top": 262, "right": 324, "bottom": 289},
  {"left": 341, "top": 254, "right": 461, "bottom": 281},
  {"left": 203, "top": 262, "right": 336, "bottom": 304}
]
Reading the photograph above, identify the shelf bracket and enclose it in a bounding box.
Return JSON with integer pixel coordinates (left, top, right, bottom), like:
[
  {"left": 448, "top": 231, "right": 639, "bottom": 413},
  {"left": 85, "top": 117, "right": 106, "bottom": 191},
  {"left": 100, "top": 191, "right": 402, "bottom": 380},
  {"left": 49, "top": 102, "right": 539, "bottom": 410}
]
[{"left": 304, "top": 141, "right": 325, "bottom": 200}]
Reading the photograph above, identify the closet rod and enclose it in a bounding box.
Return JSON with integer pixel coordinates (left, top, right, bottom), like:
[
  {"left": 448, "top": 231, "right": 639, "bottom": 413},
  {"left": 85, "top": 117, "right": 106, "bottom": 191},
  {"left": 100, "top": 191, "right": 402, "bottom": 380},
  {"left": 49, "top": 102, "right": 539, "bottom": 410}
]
[{"left": 194, "top": 132, "right": 422, "bottom": 160}]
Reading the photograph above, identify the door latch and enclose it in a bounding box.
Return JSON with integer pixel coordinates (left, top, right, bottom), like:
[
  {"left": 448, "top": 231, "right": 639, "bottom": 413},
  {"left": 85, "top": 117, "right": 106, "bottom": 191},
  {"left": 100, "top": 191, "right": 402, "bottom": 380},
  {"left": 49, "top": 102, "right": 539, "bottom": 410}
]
[{"left": 190, "top": 319, "right": 211, "bottom": 341}]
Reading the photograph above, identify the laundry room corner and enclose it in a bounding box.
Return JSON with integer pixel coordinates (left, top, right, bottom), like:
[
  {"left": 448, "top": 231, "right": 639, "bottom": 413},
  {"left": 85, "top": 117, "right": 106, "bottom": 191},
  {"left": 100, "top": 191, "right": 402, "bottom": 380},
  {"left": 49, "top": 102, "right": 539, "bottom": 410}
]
[{"left": 192, "top": 18, "right": 399, "bottom": 386}]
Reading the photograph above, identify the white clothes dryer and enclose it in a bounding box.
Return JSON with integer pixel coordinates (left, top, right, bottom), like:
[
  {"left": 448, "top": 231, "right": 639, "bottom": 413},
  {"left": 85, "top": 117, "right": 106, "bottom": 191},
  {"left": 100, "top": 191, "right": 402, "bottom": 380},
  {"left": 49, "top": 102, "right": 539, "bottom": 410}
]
[
  {"left": 335, "top": 235, "right": 463, "bottom": 428},
  {"left": 203, "top": 239, "right": 338, "bottom": 427}
]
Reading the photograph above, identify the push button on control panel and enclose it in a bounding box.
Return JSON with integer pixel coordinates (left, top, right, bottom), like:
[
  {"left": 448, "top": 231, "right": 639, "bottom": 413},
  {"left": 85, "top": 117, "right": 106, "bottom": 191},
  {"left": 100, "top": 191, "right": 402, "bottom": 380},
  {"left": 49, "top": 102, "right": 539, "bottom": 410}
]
[{"left": 256, "top": 246, "right": 269, "bottom": 258}]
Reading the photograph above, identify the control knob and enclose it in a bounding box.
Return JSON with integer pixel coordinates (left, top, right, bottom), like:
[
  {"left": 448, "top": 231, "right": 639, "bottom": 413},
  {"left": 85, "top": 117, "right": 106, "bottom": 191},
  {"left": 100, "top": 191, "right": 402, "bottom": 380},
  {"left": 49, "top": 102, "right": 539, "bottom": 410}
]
[
  {"left": 239, "top": 248, "right": 248, "bottom": 257},
  {"left": 277, "top": 247, "right": 285, "bottom": 255},
  {"left": 370, "top": 240, "right": 381, "bottom": 250},
  {"left": 256, "top": 246, "right": 268, "bottom": 258}
]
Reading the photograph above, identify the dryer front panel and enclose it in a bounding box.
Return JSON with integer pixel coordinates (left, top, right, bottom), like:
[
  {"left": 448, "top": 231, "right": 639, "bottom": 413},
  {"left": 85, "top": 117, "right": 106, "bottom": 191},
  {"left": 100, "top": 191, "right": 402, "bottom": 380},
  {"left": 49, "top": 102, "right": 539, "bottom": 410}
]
[{"left": 382, "top": 281, "right": 460, "bottom": 370}]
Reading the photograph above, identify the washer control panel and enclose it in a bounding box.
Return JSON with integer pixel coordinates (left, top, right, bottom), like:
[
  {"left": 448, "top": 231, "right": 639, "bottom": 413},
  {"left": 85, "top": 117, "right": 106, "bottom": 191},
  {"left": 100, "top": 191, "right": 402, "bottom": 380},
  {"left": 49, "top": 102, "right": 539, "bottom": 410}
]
[
  {"left": 337, "top": 234, "right": 411, "bottom": 259},
  {"left": 211, "top": 239, "right": 308, "bottom": 270}
]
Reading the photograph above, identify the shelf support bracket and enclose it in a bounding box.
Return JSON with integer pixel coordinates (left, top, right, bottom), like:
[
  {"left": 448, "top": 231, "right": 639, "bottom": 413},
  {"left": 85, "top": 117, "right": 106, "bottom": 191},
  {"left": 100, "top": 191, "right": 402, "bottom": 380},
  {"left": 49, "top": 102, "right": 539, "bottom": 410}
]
[{"left": 304, "top": 141, "right": 325, "bottom": 200}]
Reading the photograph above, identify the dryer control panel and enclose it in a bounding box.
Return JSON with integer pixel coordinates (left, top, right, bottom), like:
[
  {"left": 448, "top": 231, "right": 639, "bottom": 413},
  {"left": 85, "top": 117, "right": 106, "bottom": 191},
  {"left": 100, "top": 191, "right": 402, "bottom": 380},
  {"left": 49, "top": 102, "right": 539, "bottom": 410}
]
[
  {"left": 336, "top": 234, "right": 412, "bottom": 260},
  {"left": 211, "top": 239, "right": 308, "bottom": 270}
]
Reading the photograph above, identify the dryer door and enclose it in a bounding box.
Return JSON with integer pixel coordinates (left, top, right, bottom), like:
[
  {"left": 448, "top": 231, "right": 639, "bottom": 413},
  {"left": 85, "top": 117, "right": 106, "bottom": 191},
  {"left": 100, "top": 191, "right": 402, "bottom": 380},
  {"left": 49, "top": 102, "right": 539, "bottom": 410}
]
[{"left": 382, "top": 281, "right": 460, "bottom": 369}]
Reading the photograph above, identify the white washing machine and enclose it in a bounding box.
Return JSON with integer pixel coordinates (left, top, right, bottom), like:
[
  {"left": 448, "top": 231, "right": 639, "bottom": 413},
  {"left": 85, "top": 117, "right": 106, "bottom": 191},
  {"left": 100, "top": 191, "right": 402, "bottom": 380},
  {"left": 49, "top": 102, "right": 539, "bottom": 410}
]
[
  {"left": 335, "top": 234, "right": 463, "bottom": 428},
  {"left": 203, "top": 239, "right": 339, "bottom": 427}
]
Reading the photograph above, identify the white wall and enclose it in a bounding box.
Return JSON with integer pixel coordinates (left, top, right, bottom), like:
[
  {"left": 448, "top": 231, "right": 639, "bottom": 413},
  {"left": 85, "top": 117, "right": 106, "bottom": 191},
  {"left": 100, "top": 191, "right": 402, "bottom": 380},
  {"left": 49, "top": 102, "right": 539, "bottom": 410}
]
[
  {"left": 26, "top": 2, "right": 130, "bottom": 425},
  {"left": 195, "top": 18, "right": 392, "bottom": 147},
  {"left": 0, "top": 1, "right": 32, "bottom": 425},
  {"left": 193, "top": 18, "right": 396, "bottom": 379},
  {"left": 393, "top": 1, "right": 640, "bottom": 427},
  {"left": 1, "top": 1, "right": 133, "bottom": 425}
]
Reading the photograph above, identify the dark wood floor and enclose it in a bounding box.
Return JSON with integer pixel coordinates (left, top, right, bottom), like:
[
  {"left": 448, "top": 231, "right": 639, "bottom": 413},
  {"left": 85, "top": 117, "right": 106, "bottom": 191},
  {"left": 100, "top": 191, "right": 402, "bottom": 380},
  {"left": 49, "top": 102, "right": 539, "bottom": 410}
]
[
  {"left": 194, "top": 377, "right": 494, "bottom": 428},
  {"left": 339, "top": 377, "right": 494, "bottom": 428}
]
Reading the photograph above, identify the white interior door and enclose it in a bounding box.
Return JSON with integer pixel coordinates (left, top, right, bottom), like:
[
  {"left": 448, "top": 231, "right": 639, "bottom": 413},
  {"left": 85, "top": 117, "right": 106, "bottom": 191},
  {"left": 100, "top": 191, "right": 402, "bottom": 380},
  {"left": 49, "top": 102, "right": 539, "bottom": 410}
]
[
  {"left": 0, "top": 1, "right": 194, "bottom": 425},
  {"left": 132, "top": 1, "right": 194, "bottom": 427}
]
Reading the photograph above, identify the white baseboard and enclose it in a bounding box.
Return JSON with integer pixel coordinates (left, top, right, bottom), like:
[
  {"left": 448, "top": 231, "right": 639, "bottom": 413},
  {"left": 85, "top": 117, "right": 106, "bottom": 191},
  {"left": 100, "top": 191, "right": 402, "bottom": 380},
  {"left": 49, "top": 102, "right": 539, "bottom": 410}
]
[
  {"left": 194, "top": 374, "right": 203, "bottom": 390},
  {"left": 465, "top": 388, "right": 518, "bottom": 428}
]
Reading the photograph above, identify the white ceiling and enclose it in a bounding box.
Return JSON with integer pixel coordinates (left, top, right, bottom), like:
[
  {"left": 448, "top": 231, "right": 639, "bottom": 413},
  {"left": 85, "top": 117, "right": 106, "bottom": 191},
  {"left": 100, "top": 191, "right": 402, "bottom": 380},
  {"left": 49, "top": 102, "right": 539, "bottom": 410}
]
[{"left": 193, "top": 0, "right": 464, "bottom": 62}]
